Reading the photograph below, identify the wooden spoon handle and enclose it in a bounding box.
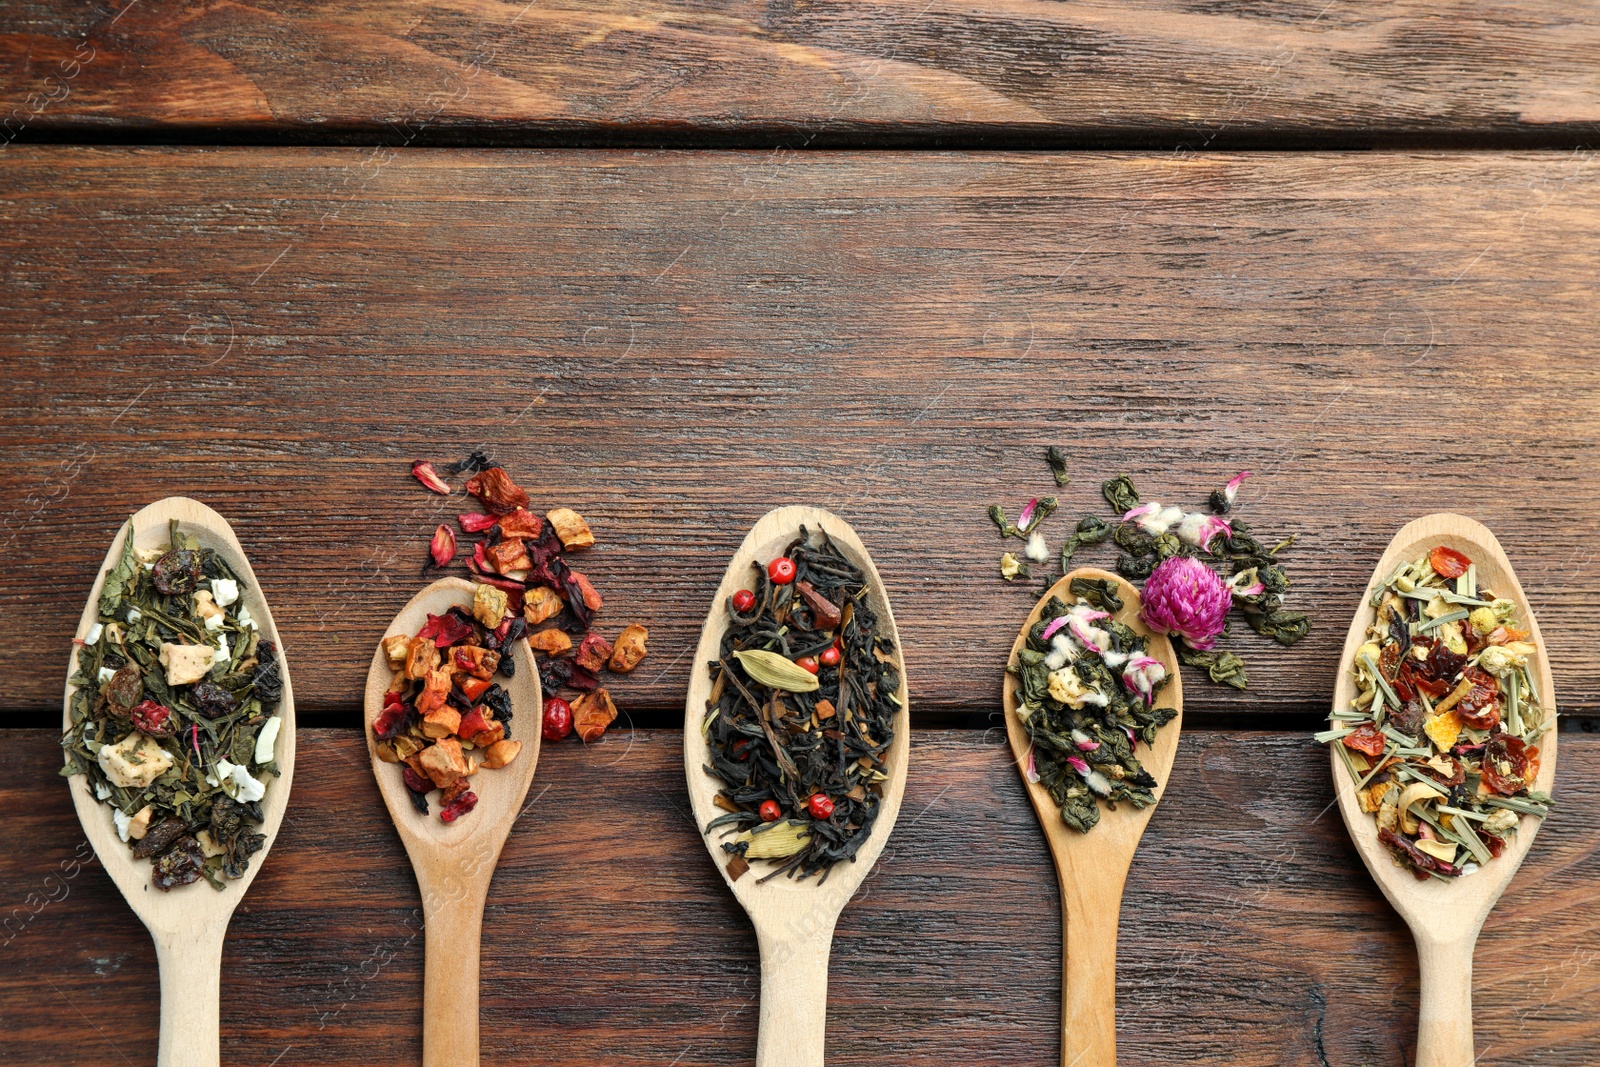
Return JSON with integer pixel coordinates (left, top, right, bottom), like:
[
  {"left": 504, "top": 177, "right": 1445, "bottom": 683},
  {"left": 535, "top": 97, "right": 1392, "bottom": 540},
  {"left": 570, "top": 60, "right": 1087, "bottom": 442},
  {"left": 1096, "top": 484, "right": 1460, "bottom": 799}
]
[
  {"left": 1416, "top": 931, "right": 1478, "bottom": 1067},
  {"left": 418, "top": 867, "right": 491, "bottom": 1067},
  {"left": 154, "top": 924, "right": 226, "bottom": 1067},
  {"left": 754, "top": 918, "right": 837, "bottom": 1067},
  {"left": 1061, "top": 869, "right": 1125, "bottom": 1067}
]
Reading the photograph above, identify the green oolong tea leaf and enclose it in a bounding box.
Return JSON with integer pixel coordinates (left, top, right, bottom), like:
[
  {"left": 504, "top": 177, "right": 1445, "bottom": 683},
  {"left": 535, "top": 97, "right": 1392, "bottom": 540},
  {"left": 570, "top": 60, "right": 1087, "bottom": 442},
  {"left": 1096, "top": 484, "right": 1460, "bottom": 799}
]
[
  {"left": 733, "top": 649, "right": 822, "bottom": 693},
  {"left": 1176, "top": 645, "right": 1249, "bottom": 690},
  {"left": 1046, "top": 446, "right": 1071, "bottom": 486},
  {"left": 1101, "top": 474, "right": 1141, "bottom": 515},
  {"left": 1068, "top": 576, "right": 1124, "bottom": 613}
]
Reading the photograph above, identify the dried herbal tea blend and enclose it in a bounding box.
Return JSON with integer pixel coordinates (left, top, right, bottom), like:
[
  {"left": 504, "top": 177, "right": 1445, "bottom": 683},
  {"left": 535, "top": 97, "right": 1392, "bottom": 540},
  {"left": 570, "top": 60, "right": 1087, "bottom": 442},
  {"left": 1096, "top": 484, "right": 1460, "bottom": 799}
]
[
  {"left": 1318, "top": 546, "right": 1552, "bottom": 880},
  {"left": 1009, "top": 583, "right": 1175, "bottom": 833},
  {"left": 989, "top": 456, "right": 1308, "bottom": 690},
  {"left": 61, "top": 519, "right": 284, "bottom": 891},
  {"left": 373, "top": 584, "right": 528, "bottom": 823},
  {"left": 407, "top": 459, "right": 649, "bottom": 746},
  {"left": 700, "top": 526, "right": 902, "bottom": 883}
]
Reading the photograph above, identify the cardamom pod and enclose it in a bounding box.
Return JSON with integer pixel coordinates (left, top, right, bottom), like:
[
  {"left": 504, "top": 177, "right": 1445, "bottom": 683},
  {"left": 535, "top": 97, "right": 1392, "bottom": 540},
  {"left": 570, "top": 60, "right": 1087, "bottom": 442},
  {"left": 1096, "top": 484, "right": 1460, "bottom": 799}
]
[
  {"left": 738, "top": 820, "right": 812, "bottom": 859},
  {"left": 733, "top": 648, "right": 820, "bottom": 693}
]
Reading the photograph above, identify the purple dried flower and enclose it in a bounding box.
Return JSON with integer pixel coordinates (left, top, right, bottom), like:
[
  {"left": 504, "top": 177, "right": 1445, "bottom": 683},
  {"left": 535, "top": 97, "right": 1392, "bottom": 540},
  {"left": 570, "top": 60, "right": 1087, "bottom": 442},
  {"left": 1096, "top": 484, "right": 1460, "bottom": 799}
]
[{"left": 1140, "top": 555, "right": 1231, "bottom": 650}]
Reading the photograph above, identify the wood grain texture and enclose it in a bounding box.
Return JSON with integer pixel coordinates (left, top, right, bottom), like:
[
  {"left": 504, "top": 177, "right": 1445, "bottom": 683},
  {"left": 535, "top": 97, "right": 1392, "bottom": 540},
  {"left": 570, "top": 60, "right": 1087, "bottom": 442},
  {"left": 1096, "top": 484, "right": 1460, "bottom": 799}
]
[
  {"left": 1, "top": 1, "right": 1598, "bottom": 146},
  {"left": 1, "top": 148, "right": 1598, "bottom": 719},
  {"left": 4, "top": 727, "right": 1600, "bottom": 1065}
]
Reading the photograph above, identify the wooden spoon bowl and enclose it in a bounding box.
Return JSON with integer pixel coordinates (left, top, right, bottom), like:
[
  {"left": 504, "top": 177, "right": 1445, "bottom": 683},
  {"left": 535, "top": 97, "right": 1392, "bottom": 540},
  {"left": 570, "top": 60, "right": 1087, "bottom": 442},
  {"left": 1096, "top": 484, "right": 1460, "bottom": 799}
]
[
  {"left": 1331, "top": 513, "right": 1557, "bottom": 1067},
  {"left": 684, "top": 506, "right": 911, "bottom": 1067},
  {"left": 362, "top": 577, "right": 542, "bottom": 1067},
  {"left": 62, "top": 497, "right": 296, "bottom": 1067},
  {"left": 1001, "top": 567, "right": 1183, "bottom": 1067}
]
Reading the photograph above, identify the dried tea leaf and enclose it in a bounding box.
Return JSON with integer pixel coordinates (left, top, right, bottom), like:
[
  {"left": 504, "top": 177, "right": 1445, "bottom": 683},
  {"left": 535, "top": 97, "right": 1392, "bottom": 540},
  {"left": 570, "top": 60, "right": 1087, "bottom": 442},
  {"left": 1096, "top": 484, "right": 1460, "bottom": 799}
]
[
  {"left": 1176, "top": 645, "right": 1249, "bottom": 689},
  {"left": 1068, "top": 576, "right": 1124, "bottom": 613},
  {"left": 1046, "top": 446, "right": 1071, "bottom": 486},
  {"left": 1102, "top": 474, "right": 1141, "bottom": 515}
]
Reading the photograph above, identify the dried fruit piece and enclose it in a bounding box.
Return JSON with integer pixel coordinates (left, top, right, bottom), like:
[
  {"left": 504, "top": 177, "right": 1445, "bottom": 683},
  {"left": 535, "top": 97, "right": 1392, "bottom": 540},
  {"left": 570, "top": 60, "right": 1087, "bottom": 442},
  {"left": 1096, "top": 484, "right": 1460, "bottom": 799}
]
[
  {"left": 482, "top": 739, "right": 522, "bottom": 769},
  {"left": 608, "top": 624, "right": 649, "bottom": 673},
  {"left": 1429, "top": 545, "right": 1471, "bottom": 579},
  {"left": 412, "top": 460, "right": 451, "bottom": 494},
  {"left": 543, "top": 697, "right": 574, "bottom": 741},
  {"left": 497, "top": 509, "right": 543, "bottom": 539},
  {"left": 102, "top": 664, "right": 145, "bottom": 720},
  {"left": 430, "top": 525, "right": 457, "bottom": 567},
  {"left": 547, "top": 508, "right": 594, "bottom": 550},
  {"left": 571, "top": 688, "right": 618, "bottom": 742},
  {"left": 130, "top": 699, "right": 175, "bottom": 738},
  {"left": 152, "top": 549, "right": 204, "bottom": 595},
  {"left": 151, "top": 836, "right": 206, "bottom": 891},
  {"left": 528, "top": 629, "right": 572, "bottom": 655},
  {"left": 192, "top": 680, "right": 238, "bottom": 720},
  {"left": 574, "top": 632, "right": 614, "bottom": 672},
  {"left": 465, "top": 467, "right": 529, "bottom": 514},
  {"left": 472, "top": 582, "right": 510, "bottom": 629},
  {"left": 523, "top": 586, "right": 564, "bottom": 626},
  {"left": 1342, "top": 722, "right": 1387, "bottom": 758},
  {"left": 440, "top": 790, "right": 479, "bottom": 823}
]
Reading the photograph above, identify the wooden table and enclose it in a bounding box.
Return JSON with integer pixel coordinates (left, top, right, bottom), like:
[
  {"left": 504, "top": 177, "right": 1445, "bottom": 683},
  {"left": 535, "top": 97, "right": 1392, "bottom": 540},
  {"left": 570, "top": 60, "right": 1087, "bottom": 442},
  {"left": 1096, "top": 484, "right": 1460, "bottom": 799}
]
[{"left": 2, "top": 4, "right": 1598, "bottom": 1064}]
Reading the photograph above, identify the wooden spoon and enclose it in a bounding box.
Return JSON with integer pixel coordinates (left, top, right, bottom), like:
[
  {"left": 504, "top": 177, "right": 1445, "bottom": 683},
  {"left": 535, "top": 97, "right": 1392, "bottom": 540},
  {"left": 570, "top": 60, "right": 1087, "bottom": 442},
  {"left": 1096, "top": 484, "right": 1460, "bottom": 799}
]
[
  {"left": 1001, "top": 567, "right": 1184, "bottom": 1067},
  {"left": 62, "top": 497, "right": 296, "bottom": 1067},
  {"left": 1331, "top": 513, "right": 1557, "bottom": 1067},
  {"left": 684, "top": 506, "right": 911, "bottom": 1067},
  {"left": 363, "top": 576, "right": 541, "bottom": 1067}
]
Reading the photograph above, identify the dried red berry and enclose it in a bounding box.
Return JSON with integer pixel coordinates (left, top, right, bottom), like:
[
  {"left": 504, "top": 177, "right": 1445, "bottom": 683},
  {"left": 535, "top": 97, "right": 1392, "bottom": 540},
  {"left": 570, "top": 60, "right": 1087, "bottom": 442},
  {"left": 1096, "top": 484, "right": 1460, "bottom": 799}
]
[
  {"left": 458, "top": 512, "right": 499, "bottom": 533},
  {"left": 430, "top": 525, "right": 456, "bottom": 567},
  {"left": 731, "top": 589, "right": 756, "bottom": 613},
  {"left": 130, "top": 699, "right": 175, "bottom": 738},
  {"left": 411, "top": 460, "right": 451, "bottom": 495},
  {"left": 401, "top": 766, "right": 432, "bottom": 794},
  {"left": 806, "top": 793, "right": 835, "bottom": 820},
  {"left": 464, "top": 467, "right": 530, "bottom": 515},
  {"left": 759, "top": 799, "right": 782, "bottom": 822},
  {"left": 440, "top": 790, "right": 478, "bottom": 823},
  {"left": 542, "top": 698, "right": 573, "bottom": 741}
]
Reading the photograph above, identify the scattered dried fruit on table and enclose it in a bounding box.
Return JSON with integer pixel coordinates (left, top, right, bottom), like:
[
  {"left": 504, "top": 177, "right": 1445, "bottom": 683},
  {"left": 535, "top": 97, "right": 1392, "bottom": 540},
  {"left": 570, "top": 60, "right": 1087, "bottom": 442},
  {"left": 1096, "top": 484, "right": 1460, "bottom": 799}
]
[
  {"left": 406, "top": 459, "right": 650, "bottom": 746},
  {"left": 465, "top": 466, "right": 530, "bottom": 514},
  {"left": 1318, "top": 546, "right": 1553, "bottom": 880},
  {"left": 62, "top": 517, "right": 284, "bottom": 891},
  {"left": 700, "top": 525, "right": 901, "bottom": 881}
]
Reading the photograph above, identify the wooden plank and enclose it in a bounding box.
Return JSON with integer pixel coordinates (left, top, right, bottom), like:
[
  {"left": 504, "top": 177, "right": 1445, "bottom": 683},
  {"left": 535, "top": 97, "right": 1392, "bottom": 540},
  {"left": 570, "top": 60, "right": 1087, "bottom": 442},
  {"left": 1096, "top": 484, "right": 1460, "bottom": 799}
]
[
  {"left": 1, "top": 148, "right": 1597, "bottom": 718},
  {"left": 2, "top": 727, "right": 1597, "bottom": 1065},
  {"left": 0, "top": 2, "right": 1597, "bottom": 145}
]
